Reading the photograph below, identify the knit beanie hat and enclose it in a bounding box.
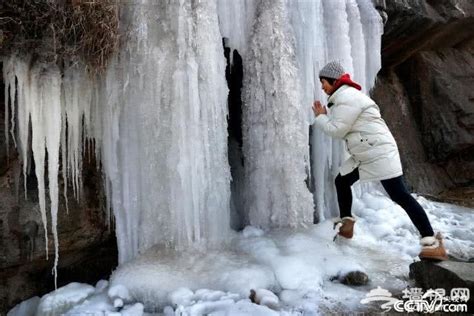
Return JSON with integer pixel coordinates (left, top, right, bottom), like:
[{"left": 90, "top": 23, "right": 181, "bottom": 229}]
[{"left": 319, "top": 61, "right": 345, "bottom": 79}]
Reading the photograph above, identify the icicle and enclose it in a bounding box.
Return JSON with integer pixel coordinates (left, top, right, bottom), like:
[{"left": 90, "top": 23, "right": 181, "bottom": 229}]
[
  {"left": 346, "top": 0, "right": 367, "bottom": 91},
  {"left": 42, "top": 66, "right": 62, "bottom": 288},
  {"left": 3, "top": 59, "right": 11, "bottom": 162},
  {"left": 29, "top": 64, "right": 49, "bottom": 259},
  {"left": 13, "top": 58, "right": 33, "bottom": 201},
  {"left": 9, "top": 77, "right": 17, "bottom": 151},
  {"left": 356, "top": 0, "right": 383, "bottom": 90},
  {"left": 61, "top": 90, "right": 69, "bottom": 214},
  {"left": 3, "top": 57, "right": 19, "bottom": 162},
  {"left": 63, "top": 65, "right": 92, "bottom": 202}
]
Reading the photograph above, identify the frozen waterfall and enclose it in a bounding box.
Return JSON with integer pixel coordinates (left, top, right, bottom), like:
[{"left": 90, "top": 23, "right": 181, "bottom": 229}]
[{"left": 2, "top": 0, "right": 383, "bottom": 274}]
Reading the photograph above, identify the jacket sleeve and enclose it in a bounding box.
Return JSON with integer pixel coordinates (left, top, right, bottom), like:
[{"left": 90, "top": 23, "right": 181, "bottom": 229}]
[{"left": 313, "top": 103, "right": 363, "bottom": 138}]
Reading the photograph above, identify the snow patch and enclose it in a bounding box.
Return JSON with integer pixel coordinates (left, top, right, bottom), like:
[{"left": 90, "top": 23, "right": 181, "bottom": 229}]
[{"left": 36, "top": 283, "right": 95, "bottom": 316}]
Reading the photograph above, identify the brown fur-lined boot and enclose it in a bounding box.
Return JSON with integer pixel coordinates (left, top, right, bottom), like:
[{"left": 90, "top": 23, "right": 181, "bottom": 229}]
[
  {"left": 419, "top": 232, "right": 448, "bottom": 261},
  {"left": 334, "top": 216, "right": 356, "bottom": 240}
]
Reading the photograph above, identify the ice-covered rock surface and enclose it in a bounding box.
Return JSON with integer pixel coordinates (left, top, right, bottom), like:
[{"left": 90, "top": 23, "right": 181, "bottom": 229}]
[
  {"left": 35, "top": 283, "right": 95, "bottom": 316},
  {"left": 108, "top": 194, "right": 473, "bottom": 314},
  {"left": 10, "top": 196, "right": 473, "bottom": 315}
]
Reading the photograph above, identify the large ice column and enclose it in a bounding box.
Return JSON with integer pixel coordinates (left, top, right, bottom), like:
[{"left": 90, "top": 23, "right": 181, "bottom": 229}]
[
  {"left": 242, "top": 0, "right": 314, "bottom": 228},
  {"left": 101, "top": 0, "right": 231, "bottom": 262},
  {"left": 288, "top": 0, "right": 336, "bottom": 222}
]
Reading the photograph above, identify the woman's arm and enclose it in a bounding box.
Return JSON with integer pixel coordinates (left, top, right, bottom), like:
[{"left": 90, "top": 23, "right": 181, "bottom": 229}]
[{"left": 313, "top": 102, "right": 363, "bottom": 138}]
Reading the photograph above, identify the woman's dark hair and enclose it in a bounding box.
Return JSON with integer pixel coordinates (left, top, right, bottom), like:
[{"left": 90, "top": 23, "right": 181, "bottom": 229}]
[{"left": 319, "top": 76, "right": 337, "bottom": 85}]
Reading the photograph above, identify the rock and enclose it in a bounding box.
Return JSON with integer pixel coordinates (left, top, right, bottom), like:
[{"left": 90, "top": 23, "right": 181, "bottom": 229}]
[
  {"left": 438, "top": 261, "right": 474, "bottom": 283},
  {"left": 372, "top": 0, "right": 474, "bottom": 196},
  {"left": 409, "top": 261, "right": 474, "bottom": 289},
  {"left": 249, "top": 289, "right": 279, "bottom": 310},
  {"left": 437, "top": 187, "right": 474, "bottom": 208},
  {"left": 398, "top": 49, "right": 474, "bottom": 165},
  {"left": 338, "top": 271, "right": 370, "bottom": 286},
  {"left": 372, "top": 71, "right": 454, "bottom": 194},
  {"left": 381, "top": 0, "right": 474, "bottom": 67},
  {"left": 409, "top": 261, "right": 474, "bottom": 312},
  {"left": 375, "top": 47, "right": 474, "bottom": 193}
]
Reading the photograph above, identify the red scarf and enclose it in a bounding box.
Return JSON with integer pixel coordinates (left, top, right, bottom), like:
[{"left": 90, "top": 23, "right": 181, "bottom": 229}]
[{"left": 332, "top": 73, "right": 362, "bottom": 93}]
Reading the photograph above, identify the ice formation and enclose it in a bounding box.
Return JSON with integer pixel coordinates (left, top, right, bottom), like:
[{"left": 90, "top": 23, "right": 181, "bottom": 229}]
[
  {"left": 240, "top": 0, "right": 314, "bottom": 228},
  {"left": 35, "top": 283, "right": 96, "bottom": 316},
  {"left": 10, "top": 197, "right": 473, "bottom": 315},
  {"left": 99, "top": 0, "right": 233, "bottom": 262},
  {"left": 2, "top": 0, "right": 383, "bottom": 277},
  {"left": 3, "top": 58, "right": 64, "bottom": 286}
]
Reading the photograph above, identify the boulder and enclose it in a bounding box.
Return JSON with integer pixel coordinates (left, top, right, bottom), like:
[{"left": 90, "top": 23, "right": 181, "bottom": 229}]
[
  {"left": 398, "top": 49, "right": 474, "bottom": 165},
  {"left": 372, "top": 0, "right": 474, "bottom": 197},
  {"left": 331, "top": 270, "right": 370, "bottom": 286},
  {"left": 382, "top": 0, "right": 474, "bottom": 68},
  {"left": 341, "top": 271, "right": 370, "bottom": 286},
  {"left": 372, "top": 71, "right": 454, "bottom": 194},
  {"left": 409, "top": 260, "right": 474, "bottom": 312}
]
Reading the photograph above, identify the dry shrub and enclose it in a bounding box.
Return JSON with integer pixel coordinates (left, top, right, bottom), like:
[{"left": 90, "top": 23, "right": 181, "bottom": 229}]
[{"left": 0, "top": 0, "right": 119, "bottom": 73}]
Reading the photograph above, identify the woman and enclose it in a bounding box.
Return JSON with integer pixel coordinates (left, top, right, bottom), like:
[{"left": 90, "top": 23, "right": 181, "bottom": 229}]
[{"left": 312, "top": 61, "right": 447, "bottom": 261}]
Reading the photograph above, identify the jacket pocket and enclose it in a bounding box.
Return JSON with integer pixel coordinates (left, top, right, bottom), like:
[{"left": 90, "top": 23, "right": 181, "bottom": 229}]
[
  {"left": 345, "top": 132, "right": 362, "bottom": 148},
  {"left": 345, "top": 132, "right": 372, "bottom": 157},
  {"left": 364, "top": 132, "right": 394, "bottom": 147},
  {"left": 366, "top": 136, "right": 376, "bottom": 146}
]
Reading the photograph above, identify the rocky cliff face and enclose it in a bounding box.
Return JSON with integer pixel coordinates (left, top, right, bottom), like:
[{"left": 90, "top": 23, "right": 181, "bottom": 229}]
[
  {"left": 372, "top": 0, "right": 474, "bottom": 198},
  {"left": 0, "top": 72, "right": 118, "bottom": 313}
]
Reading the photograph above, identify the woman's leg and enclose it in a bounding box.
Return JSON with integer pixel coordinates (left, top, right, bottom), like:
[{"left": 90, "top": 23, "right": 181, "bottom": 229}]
[
  {"left": 335, "top": 168, "right": 360, "bottom": 218},
  {"left": 380, "top": 176, "right": 434, "bottom": 237}
]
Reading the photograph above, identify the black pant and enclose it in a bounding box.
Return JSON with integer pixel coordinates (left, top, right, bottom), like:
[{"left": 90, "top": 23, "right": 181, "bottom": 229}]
[{"left": 334, "top": 168, "right": 434, "bottom": 237}]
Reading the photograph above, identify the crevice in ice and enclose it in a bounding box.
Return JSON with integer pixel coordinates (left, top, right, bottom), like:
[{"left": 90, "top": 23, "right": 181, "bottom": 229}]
[
  {"left": 223, "top": 41, "right": 246, "bottom": 230},
  {"left": 224, "top": 42, "right": 244, "bottom": 150},
  {"left": 307, "top": 125, "right": 316, "bottom": 197}
]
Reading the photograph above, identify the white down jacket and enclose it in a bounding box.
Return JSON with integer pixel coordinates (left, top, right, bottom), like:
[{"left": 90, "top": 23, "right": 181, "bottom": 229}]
[{"left": 314, "top": 85, "right": 403, "bottom": 181}]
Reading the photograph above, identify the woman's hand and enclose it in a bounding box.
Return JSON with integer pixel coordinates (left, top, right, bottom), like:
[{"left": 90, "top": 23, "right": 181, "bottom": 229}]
[{"left": 313, "top": 101, "right": 327, "bottom": 116}]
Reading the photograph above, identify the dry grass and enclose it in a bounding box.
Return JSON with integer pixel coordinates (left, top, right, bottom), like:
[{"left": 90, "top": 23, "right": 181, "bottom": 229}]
[{"left": 0, "top": 0, "right": 119, "bottom": 74}]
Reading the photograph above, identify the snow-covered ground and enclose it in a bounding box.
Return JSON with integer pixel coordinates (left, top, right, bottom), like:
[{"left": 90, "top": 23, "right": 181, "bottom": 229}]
[{"left": 9, "top": 193, "right": 474, "bottom": 316}]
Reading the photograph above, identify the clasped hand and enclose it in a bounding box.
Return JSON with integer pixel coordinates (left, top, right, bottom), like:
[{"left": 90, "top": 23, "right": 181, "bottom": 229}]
[{"left": 312, "top": 101, "right": 327, "bottom": 116}]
